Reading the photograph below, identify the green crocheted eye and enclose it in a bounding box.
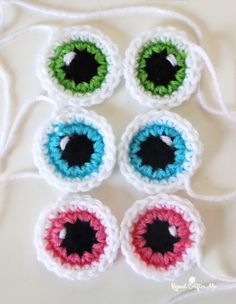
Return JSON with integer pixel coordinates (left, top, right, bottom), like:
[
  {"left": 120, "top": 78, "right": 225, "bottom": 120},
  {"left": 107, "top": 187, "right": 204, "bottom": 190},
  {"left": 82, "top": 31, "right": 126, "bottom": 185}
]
[
  {"left": 48, "top": 40, "right": 108, "bottom": 95},
  {"left": 136, "top": 40, "right": 187, "bottom": 96}
]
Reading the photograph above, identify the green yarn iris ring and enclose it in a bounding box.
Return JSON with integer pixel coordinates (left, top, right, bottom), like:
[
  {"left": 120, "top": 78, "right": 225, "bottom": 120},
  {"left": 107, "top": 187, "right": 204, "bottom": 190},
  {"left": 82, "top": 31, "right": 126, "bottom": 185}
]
[
  {"left": 48, "top": 40, "right": 108, "bottom": 94},
  {"left": 136, "top": 40, "right": 187, "bottom": 97}
]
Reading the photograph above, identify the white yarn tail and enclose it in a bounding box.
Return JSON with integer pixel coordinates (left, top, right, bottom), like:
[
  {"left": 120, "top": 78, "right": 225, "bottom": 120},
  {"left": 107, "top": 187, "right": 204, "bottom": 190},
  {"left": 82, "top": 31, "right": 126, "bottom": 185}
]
[
  {"left": 0, "top": 24, "right": 55, "bottom": 45},
  {"left": 0, "top": 171, "right": 41, "bottom": 189},
  {"left": 0, "top": 95, "right": 57, "bottom": 161},
  {"left": 194, "top": 45, "right": 236, "bottom": 122},
  {"left": 0, "top": 3, "right": 5, "bottom": 30},
  {"left": 0, "top": 65, "right": 13, "bottom": 154},
  {"left": 184, "top": 179, "right": 236, "bottom": 203},
  {"left": 0, "top": 1, "right": 202, "bottom": 42},
  {"left": 0, "top": 23, "right": 56, "bottom": 162},
  {"left": 197, "top": 259, "right": 236, "bottom": 284}
]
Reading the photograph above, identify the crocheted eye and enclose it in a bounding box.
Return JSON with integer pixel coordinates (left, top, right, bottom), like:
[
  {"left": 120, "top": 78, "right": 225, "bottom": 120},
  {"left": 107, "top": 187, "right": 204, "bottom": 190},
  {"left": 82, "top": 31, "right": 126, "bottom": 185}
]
[
  {"left": 120, "top": 194, "right": 204, "bottom": 281},
  {"left": 119, "top": 111, "right": 202, "bottom": 194},
  {"left": 35, "top": 195, "right": 119, "bottom": 280},
  {"left": 38, "top": 26, "right": 121, "bottom": 107},
  {"left": 124, "top": 27, "right": 201, "bottom": 109},
  {"left": 34, "top": 108, "right": 116, "bottom": 192}
]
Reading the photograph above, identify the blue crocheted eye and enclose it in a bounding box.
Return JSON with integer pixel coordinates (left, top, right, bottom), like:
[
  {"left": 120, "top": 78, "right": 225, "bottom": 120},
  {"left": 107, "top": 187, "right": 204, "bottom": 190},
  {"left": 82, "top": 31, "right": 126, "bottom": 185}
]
[
  {"left": 119, "top": 111, "right": 202, "bottom": 194},
  {"left": 34, "top": 109, "right": 116, "bottom": 192},
  {"left": 45, "top": 120, "right": 105, "bottom": 180},
  {"left": 129, "top": 123, "right": 188, "bottom": 181}
]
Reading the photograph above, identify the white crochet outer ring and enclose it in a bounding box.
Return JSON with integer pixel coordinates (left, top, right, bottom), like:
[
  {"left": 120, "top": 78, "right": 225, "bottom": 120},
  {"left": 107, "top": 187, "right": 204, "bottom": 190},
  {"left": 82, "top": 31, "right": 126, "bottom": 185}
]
[
  {"left": 34, "top": 194, "right": 120, "bottom": 280},
  {"left": 33, "top": 107, "right": 116, "bottom": 192},
  {"left": 38, "top": 25, "right": 122, "bottom": 107},
  {"left": 119, "top": 110, "right": 203, "bottom": 194},
  {"left": 123, "top": 27, "right": 202, "bottom": 109},
  {"left": 120, "top": 194, "right": 204, "bottom": 281}
]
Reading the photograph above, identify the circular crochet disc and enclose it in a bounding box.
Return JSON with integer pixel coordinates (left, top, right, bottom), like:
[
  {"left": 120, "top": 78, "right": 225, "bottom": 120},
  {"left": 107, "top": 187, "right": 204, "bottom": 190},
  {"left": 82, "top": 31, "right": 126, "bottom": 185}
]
[
  {"left": 33, "top": 108, "right": 116, "bottom": 192},
  {"left": 124, "top": 27, "right": 202, "bottom": 109},
  {"left": 119, "top": 111, "right": 202, "bottom": 194},
  {"left": 120, "top": 194, "right": 204, "bottom": 281},
  {"left": 38, "top": 26, "right": 121, "bottom": 107},
  {"left": 34, "top": 194, "right": 119, "bottom": 280}
]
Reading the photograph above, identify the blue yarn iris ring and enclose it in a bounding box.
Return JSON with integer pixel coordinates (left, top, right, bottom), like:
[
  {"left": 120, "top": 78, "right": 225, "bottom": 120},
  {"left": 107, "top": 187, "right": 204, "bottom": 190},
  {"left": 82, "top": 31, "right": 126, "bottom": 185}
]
[
  {"left": 34, "top": 108, "right": 116, "bottom": 192},
  {"left": 119, "top": 111, "right": 202, "bottom": 194}
]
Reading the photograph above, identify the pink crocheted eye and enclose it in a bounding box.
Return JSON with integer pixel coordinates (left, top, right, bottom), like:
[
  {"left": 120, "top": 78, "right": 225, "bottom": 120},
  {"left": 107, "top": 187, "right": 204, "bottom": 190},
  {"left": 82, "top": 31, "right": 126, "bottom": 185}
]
[
  {"left": 120, "top": 194, "right": 204, "bottom": 281},
  {"left": 131, "top": 207, "right": 192, "bottom": 270},
  {"left": 44, "top": 208, "right": 107, "bottom": 267},
  {"left": 34, "top": 195, "right": 119, "bottom": 280}
]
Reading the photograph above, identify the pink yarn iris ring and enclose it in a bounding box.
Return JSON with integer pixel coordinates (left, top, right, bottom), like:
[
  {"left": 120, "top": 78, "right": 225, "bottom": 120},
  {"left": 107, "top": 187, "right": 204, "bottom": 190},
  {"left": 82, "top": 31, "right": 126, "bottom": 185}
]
[
  {"left": 34, "top": 194, "right": 119, "bottom": 280},
  {"left": 120, "top": 194, "right": 204, "bottom": 281}
]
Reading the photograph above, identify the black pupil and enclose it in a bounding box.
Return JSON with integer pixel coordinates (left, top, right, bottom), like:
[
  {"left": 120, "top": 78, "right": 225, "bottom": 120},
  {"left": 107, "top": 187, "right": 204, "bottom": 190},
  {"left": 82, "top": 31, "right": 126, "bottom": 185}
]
[
  {"left": 142, "top": 219, "right": 180, "bottom": 254},
  {"left": 60, "top": 219, "right": 98, "bottom": 257},
  {"left": 137, "top": 135, "right": 176, "bottom": 170},
  {"left": 63, "top": 49, "right": 100, "bottom": 83},
  {"left": 61, "top": 134, "right": 94, "bottom": 167},
  {"left": 145, "top": 49, "right": 180, "bottom": 86}
]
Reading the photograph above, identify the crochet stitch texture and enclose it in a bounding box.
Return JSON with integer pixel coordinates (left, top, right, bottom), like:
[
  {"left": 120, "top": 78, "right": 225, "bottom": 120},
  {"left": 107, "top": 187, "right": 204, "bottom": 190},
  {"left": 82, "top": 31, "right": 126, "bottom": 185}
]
[
  {"left": 34, "top": 107, "right": 116, "bottom": 192},
  {"left": 124, "top": 27, "right": 202, "bottom": 109},
  {"left": 34, "top": 194, "right": 120, "bottom": 280},
  {"left": 120, "top": 194, "right": 204, "bottom": 281},
  {"left": 38, "top": 26, "right": 122, "bottom": 107},
  {"left": 119, "top": 110, "right": 203, "bottom": 194}
]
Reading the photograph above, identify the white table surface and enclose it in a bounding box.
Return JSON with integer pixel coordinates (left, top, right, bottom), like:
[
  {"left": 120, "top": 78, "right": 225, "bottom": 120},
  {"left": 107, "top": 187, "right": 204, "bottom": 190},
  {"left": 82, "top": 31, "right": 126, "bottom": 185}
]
[{"left": 0, "top": 0, "right": 236, "bottom": 303}]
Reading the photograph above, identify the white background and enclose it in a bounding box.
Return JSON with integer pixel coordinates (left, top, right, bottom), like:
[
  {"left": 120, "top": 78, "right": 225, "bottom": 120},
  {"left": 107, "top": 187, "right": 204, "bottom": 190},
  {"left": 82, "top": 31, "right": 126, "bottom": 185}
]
[{"left": 0, "top": 0, "right": 236, "bottom": 303}]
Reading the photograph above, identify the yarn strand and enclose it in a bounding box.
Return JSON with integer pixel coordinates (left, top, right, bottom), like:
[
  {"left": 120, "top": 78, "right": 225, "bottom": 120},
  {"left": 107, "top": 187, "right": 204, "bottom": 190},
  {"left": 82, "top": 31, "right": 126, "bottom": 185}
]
[
  {"left": 184, "top": 179, "right": 236, "bottom": 203},
  {"left": 197, "top": 256, "right": 236, "bottom": 283},
  {"left": 0, "top": 64, "right": 13, "bottom": 154},
  {"left": 0, "top": 95, "right": 57, "bottom": 161},
  {"left": 194, "top": 45, "right": 236, "bottom": 122},
  {"left": 0, "top": 0, "right": 202, "bottom": 42},
  {"left": 0, "top": 24, "right": 55, "bottom": 45},
  {"left": 0, "top": 171, "right": 42, "bottom": 190}
]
